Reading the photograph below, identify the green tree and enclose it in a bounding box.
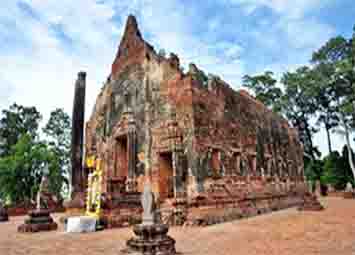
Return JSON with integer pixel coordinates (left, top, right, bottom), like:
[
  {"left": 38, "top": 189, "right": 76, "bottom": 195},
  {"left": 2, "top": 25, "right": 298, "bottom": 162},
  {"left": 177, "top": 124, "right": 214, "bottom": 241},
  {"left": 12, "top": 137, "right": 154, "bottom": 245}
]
[
  {"left": 243, "top": 71, "right": 283, "bottom": 112},
  {"left": 0, "top": 103, "right": 41, "bottom": 157},
  {"left": 281, "top": 66, "right": 319, "bottom": 160},
  {"left": 311, "top": 63, "right": 340, "bottom": 154},
  {"left": 321, "top": 147, "right": 355, "bottom": 190},
  {"left": 0, "top": 135, "right": 51, "bottom": 203},
  {"left": 304, "top": 159, "right": 324, "bottom": 184},
  {"left": 312, "top": 29, "right": 355, "bottom": 180},
  {"left": 0, "top": 105, "right": 70, "bottom": 204},
  {"left": 43, "top": 108, "right": 71, "bottom": 197}
]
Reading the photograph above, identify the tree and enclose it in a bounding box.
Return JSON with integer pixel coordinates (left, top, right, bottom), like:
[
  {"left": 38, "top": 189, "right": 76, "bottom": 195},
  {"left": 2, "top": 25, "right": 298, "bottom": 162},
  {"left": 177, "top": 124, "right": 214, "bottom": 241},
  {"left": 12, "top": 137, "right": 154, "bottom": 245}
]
[
  {"left": 311, "top": 63, "right": 340, "bottom": 154},
  {"left": 0, "top": 135, "right": 52, "bottom": 203},
  {"left": 281, "top": 66, "right": 319, "bottom": 160},
  {"left": 0, "top": 105, "right": 70, "bottom": 204},
  {"left": 43, "top": 108, "right": 71, "bottom": 197},
  {"left": 312, "top": 29, "right": 355, "bottom": 180},
  {"left": 243, "top": 71, "right": 283, "bottom": 112},
  {"left": 340, "top": 145, "right": 355, "bottom": 187},
  {"left": 304, "top": 159, "right": 324, "bottom": 184},
  {"left": 0, "top": 103, "right": 42, "bottom": 157},
  {"left": 321, "top": 147, "right": 355, "bottom": 190}
]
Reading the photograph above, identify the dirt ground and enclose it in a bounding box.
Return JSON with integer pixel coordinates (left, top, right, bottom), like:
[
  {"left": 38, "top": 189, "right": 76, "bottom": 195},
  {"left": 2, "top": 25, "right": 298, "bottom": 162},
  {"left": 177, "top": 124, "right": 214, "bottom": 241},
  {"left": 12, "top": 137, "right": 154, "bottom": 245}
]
[{"left": 0, "top": 197, "right": 354, "bottom": 255}]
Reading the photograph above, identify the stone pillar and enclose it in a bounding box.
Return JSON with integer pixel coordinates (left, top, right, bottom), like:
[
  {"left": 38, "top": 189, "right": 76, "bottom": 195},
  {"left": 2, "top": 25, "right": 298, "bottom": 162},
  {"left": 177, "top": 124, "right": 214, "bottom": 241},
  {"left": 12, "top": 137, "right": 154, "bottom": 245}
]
[
  {"left": 71, "top": 71, "right": 86, "bottom": 196},
  {"left": 144, "top": 77, "right": 153, "bottom": 180},
  {"left": 126, "top": 109, "right": 137, "bottom": 192}
]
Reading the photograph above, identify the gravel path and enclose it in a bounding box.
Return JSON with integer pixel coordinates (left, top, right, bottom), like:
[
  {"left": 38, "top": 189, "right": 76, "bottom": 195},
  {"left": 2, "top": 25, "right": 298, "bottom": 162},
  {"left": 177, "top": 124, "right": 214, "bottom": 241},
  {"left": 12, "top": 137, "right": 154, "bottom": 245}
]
[{"left": 0, "top": 197, "right": 354, "bottom": 255}]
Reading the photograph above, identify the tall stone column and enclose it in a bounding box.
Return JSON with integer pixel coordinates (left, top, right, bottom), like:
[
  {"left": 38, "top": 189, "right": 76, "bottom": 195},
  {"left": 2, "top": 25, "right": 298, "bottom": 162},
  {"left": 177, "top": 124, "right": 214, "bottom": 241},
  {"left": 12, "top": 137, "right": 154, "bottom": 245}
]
[
  {"left": 71, "top": 71, "right": 86, "bottom": 197},
  {"left": 126, "top": 108, "right": 137, "bottom": 192}
]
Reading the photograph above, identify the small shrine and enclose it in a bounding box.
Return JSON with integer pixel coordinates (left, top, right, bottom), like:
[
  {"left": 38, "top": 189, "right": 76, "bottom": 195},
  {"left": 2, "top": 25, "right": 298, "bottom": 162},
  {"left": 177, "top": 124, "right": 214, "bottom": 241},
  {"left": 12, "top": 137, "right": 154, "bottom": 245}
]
[
  {"left": 18, "top": 167, "right": 58, "bottom": 233},
  {"left": 122, "top": 181, "right": 176, "bottom": 255},
  {"left": 66, "top": 157, "right": 103, "bottom": 233}
]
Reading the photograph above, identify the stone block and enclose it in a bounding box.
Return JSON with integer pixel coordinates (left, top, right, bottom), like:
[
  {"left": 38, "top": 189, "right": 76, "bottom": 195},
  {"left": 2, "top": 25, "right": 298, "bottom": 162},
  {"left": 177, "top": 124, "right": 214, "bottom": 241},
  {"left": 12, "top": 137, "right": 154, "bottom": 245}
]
[{"left": 66, "top": 216, "right": 97, "bottom": 233}]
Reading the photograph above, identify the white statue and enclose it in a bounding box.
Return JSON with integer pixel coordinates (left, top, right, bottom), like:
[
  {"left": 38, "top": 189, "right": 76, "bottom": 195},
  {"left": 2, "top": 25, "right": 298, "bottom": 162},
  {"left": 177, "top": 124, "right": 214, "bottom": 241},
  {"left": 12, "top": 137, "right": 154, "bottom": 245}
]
[
  {"left": 36, "top": 165, "right": 50, "bottom": 210},
  {"left": 141, "top": 182, "right": 155, "bottom": 225}
]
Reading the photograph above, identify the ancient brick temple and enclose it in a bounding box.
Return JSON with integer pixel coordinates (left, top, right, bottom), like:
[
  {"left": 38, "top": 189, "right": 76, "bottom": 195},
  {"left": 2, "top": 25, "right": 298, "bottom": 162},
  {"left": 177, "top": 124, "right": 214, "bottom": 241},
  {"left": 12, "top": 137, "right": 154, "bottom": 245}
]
[{"left": 78, "top": 15, "right": 307, "bottom": 226}]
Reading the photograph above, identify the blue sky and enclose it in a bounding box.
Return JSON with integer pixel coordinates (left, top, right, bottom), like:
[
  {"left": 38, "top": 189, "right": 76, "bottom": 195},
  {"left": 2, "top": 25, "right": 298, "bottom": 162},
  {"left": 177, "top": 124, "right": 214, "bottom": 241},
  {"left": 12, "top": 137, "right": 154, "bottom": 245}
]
[{"left": 0, "top": 0, "right": 354, "bottom": 156}]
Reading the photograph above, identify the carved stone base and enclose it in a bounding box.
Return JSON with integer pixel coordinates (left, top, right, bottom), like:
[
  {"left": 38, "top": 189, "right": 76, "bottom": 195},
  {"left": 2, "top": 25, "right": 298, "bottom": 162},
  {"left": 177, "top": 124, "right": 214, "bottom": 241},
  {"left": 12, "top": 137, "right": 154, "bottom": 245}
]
[
  {"left": 122, "top": 224, "right": 176, "bottom": 255},
  {"left": 18, "top": 210, "right": 58, "bottom": 233},
  {"left": 298, "top": 194, "right": 324, "bottom": 211}
]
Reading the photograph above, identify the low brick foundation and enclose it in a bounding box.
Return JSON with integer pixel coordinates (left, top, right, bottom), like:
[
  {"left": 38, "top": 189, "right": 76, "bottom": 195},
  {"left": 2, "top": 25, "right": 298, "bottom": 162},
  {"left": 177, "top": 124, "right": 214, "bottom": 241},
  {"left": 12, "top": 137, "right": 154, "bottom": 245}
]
[{"left": 18, "top": 210, "right": 58, "bottom": 233}]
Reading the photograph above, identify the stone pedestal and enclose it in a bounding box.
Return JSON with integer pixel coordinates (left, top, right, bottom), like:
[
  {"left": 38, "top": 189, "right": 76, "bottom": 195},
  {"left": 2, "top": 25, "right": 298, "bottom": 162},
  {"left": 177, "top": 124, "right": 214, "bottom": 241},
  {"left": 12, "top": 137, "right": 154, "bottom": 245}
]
[
  {"left": 298, "top": 193, "right": 324, "bottom": 211},
  {"left": 122, "top": 224, "right": 176, "bottom": 255},
  {"left": 66, "top": 216, "right": 97, "bottom": 233},
  {"left": 18, "top": 210, "right": 58, "bottom": 233}
]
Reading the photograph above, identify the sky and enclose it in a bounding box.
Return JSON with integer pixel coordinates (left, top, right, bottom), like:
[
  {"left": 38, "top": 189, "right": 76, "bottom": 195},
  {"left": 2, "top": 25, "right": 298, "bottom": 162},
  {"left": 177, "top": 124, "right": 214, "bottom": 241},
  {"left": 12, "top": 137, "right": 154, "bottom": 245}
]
[{"left": 0, "top": 0, "right": 354, "bottom": 156}]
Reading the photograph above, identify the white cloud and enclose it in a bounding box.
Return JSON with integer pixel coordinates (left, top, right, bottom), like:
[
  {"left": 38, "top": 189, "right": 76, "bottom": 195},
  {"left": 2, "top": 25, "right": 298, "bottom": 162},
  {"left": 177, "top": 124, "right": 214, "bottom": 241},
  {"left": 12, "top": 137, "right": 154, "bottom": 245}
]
[
  {"left": 137, "top": 0, "right": 245, "bottom": 87},
  {"left": 0, "top": 0, "right": 347, "bottom": 156},
  {"left": 279, "top": 19, "right": 335, "bottom": 50},
  {"left": 226, "top": 0, "right": 335, "bottom": 55},
  {"left": 0, "top": 0, "right": 122, "bottom": 123},
  {"left": 226, "top": 0, "right": 328, "bottom": 19},
  {"left": 0, "top": 0, "right": 246, "bottom": 124}
]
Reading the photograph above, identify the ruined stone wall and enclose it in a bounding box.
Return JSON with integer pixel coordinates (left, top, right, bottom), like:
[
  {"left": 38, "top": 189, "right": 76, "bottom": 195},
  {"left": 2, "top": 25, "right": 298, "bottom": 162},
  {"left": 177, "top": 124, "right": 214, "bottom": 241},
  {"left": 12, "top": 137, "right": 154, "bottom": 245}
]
[{"left": 188, "top": 73, "right": 304, "bottom": 192}]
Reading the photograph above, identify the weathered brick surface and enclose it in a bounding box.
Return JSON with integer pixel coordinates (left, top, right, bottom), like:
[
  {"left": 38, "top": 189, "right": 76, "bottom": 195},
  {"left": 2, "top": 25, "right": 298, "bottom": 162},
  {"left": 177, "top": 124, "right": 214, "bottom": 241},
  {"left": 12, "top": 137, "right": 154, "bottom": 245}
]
[{"left": 77, "top": 15, "right": 307, "bottom": 226}]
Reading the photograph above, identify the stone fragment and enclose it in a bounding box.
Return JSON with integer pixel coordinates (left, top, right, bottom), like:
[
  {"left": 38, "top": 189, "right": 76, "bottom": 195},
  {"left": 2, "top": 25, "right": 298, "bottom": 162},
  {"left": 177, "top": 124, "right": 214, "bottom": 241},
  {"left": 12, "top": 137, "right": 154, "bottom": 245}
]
[{"left": 66, "top": 216, "right": 97, "bottom": 233}]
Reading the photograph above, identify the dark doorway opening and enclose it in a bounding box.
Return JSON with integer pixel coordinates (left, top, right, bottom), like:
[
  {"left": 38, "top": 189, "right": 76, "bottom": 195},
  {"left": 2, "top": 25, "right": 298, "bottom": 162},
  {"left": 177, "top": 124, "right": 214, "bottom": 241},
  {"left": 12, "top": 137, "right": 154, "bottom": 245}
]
[
  {"left": 159, "top": 152, "right": 174, "bottom": 200},
  {"left": 116, "top": 135, "right": 128, "bottom": 178}
]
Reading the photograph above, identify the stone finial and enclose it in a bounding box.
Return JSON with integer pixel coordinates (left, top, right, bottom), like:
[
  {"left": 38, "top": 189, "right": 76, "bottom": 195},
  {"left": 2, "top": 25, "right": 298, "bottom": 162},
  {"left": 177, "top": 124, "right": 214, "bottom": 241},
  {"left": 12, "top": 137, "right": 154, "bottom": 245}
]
[
  {"left": 123, "top": 14, "right": 142, "bottom": 39},
  {"left": 78, "top": 71, "right": 86, "bottom": 80}
]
